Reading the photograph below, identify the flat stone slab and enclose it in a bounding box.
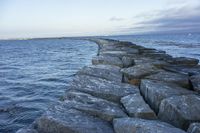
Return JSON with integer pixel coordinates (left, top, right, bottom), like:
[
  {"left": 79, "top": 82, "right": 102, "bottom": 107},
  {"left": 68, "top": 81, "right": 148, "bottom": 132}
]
[
  {"left": 121, "top": 93, "right": 157, "bottom": 119},
  {"left": 168, "top": 57, "right": 199, "bottom": 66},
  {"left": 113, "top": 118, "right": 186, "bottom": 133},
  {"left": 187, "top": 123, "right": 200, "bottom": 133},
  {"left": 92, "top": 56, "right": 123, "bottom": 67},
  {"left": 100, "top": 51, "right": 134, "bottom": 58},
  {"left": 64, "top": 90, "right": 127, "bottom": 121},
  {"left": 121, "top": 63, "right": 159, "bottom": 85},
  {"left": 34, "top": 104, "right": 114, "bottom": 133},
  {"left": 140, "top": 79, "right": 195, "bottom": 113},
  {"left": 77, "top": 65, "right": 122, "bottom": 82},
  {"left": 145, "top": 71, "right": 189, "bottom": 88},
  {"left": 163, "top": 65, "right": 200, "bottom": 76},
  {"left": 158, "top": 94, "right": 200, "bottom": 130},
  {"left": 190, "top": 74, "right": 200, "bottom": 93},
  {"left": 67, "top": 75, "right": 139, "bottom": 103}
]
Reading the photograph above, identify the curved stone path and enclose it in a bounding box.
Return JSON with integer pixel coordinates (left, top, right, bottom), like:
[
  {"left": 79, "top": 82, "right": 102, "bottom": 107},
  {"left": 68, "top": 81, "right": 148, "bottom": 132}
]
[{"left": 17, "top": 38, "right": 200, "bottom": 133}]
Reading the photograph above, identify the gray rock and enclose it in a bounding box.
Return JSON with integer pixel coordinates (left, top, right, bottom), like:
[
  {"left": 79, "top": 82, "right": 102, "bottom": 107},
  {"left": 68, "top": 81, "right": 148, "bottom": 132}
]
[
  {"left": 121, "top": 93, "right": 157, "bottom": 119},
  {"left": 92, "top": 56, "right": 123, "bottom": 67},
  {"left": 113, "top": 118, "right": 186, "bottom": 133},
  {"left": 145, "top": 71, "right": 189, "bottom": 88},
  {"left": 139, "top": 48, "right": 166, "bottom": 54},
  {"left": 77, "top": 65, "right": 122, "bottom": 82},
  {"left": 67, "top": 75, "right": 139, "bottom": 103},
  {"left": 158, "top": 94, "right": 200, "bottom": 130},
  {"left": 121, "top": 63, "right": 159, "bottom": 85},
  {"left": 122, "top": 56, "right": 135, "bottom": 68},
  {"left": 163, "top": 65, "right": 200, "bottom": 76},
  {"left": 16, "top": 128, "right": 38, "bottom": 133},
  {"left": 34, "top": 104, "right": 114, "bottom": 133},
  {"left": 64, "top": 91, "right": 127, "bottom": 121},
  {"left": 168, "top": 57, "right": 199, "bottom": 66},
  {"left": 190, "top": 74, "right": 200, "bottom": 93},
  {"left": 142, "top": 53, "right": 172, "bottom": 60},
  {"left": 100, "top": 51, "right": 133, "bottom": 58},
  {"left": 140, "top": 79, "right": 195, "bottom": 113},
  {"left": 187, "top": 123, "right": 200, "bottom": 133}
]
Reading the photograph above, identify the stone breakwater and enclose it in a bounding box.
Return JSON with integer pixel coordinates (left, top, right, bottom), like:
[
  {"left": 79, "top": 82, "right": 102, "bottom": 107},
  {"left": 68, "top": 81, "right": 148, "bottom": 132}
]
[{"left": 17, "top": 38, "right": 200, "bottom": 133}]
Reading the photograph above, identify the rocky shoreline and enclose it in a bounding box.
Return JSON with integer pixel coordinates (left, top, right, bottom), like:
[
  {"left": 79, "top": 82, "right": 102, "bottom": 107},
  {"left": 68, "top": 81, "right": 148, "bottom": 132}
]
[{"left": 17, "top": 38, "right": 200, "bottom": 133}]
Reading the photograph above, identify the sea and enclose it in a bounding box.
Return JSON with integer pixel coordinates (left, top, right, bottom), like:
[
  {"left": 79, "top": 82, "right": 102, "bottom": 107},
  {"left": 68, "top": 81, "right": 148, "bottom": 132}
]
[{"left": 0, "top": 33, "right": 200, "bottom": 132}]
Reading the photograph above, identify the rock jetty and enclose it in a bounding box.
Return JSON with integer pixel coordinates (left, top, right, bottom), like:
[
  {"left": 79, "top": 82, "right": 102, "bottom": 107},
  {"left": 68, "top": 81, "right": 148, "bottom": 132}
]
[{"left": 17, "top": 38, "right": 200, "bottom": 133}]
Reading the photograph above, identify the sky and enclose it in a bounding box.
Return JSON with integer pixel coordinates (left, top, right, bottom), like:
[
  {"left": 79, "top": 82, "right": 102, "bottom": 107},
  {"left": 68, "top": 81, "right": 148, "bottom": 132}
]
[{"left": 0, "top": 0, "right": 199, "bottom": 39}]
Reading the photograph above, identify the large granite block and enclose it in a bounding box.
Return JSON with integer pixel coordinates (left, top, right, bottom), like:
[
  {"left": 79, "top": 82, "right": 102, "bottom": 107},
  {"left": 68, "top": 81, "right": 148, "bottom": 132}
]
[
  {"left": 67, "top": 75, "right": 139, "bottom": 103},
  {"left": 145, "top": 71, "right": 189, "bottom": 88},
  {"left": 158, "top": 94, "right": 200, "bottom": 130},
  {"left": 140, "top": 79, "right": 195, "bottom": 113},
  {"left": 113, "top": 118, "right": 186, "bottom": 133},
  {"left": 34, "top": 104, "right": 114, "bottom": 133},
  {"left": 77, "top": 65, "right": 122, "bottom": 82},
  {"left": 121, "top": 63, "right": 159, "bottom": 85},
  {"left": 168, "top": 57, "right": 199, "bottom": 66},
  {"left": 64, "top": 91, "right": 127, "bottom": 121},
  {"left": 121, "top": 93, "right": 157, "bottom": 119},
  {"left": 92, "top": 56, "right": 123, "bottom": 67}
]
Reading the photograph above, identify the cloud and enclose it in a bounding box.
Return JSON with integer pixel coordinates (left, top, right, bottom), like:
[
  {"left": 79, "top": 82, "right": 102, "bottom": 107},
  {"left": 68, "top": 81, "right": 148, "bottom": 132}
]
[
  {"left": 109, "top": 17, "right": 124, "bottom": 22},
  {"left": 128, "top": 3, "right": 200, "bottom": 34}
]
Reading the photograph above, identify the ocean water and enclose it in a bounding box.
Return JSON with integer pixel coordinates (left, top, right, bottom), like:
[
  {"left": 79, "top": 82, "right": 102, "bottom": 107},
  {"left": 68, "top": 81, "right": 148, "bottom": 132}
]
[
  {"left": 0, "top": 38, "right": 98, "bottom": 133},
  {"left": 107, "top": 33, "right": 200, "bottom": 61}
]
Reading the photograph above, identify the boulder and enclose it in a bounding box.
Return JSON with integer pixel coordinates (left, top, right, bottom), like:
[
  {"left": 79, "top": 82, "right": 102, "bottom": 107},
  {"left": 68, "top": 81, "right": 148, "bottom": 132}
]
[
  {"left": 163, "top": 65, "right": 200, "bottom": 76},
  {"left": 77, "top": 65, "right": 122, "bottom": 82},
  {"left": 67, "top": 75, "right": 139, "bottom": 103},
  {"left": 190, "top": 74, "right": 200, "bottom": 93},
  {"left": 64, "top": 91, "right": 127, "bottom": 121},
  {"left": 121, "top": 63, "right": 159, "bottom": 85},
  {"left": 113, "top": 118, "right": 186, "bottom": 133},
  {"left": 142, "top": 53, "right": 172, "bottom": 60},
  {"left": 158, "top": 94, "right": 200, "bottom": 130},
  {"left": 139, "top": 48, "right": 166, "bottom": 54},
  {"left": 187, "top": 123, "right": 200, "bottom": 133},
  {"left": 168, "top": 57, "right": 199, "bottom": 66},
  {"left": 140, "top": 80, "right": 195, "bottom": 113},
  {"left": 34, "top": 104, "right": 114, "bottom": 133},
  {"left": 100, "top": 51, "right": 133, "bottom": 58},
  {"left": 121, "top": 93, "right": 157, "bottom": 119},
  {"left": 92, "top": 56, "right": 123, "bottom": 67},
  {"left": 122, "top": 56, "right": 135, "bottom": 68},
  {"left": 145, "top": 71, "right": 189, "bottom": 88}
]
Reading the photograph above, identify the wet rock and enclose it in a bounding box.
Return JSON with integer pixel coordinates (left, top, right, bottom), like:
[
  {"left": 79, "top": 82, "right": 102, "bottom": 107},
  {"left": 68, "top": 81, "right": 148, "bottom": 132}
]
[
  {"left": 139, "top": 48, "right": 166, "bottom": 54},
  {"left": 187, "top": 123, "right": 200, "bottom": 133},
  {"left": 168, "top": 57, "right": 199, "bottom": 66},
  {"left": 92, "top": 56, "right": 123, "bottom": 67},
  {"left": 158, "top": 94, "right": 200, "bottom": 130},
  {"left": 77, "top": 65, "right": 122, "bottom": 82},
  {"left": 190, "top": 74, "right": 200, "bottom": 93},
  {"left": 145, "top": 71, "right": 189, "bottom": 88},
  {"left": 67, "top": 75, "right": 139, "bottom": 103},
  {"left": 113, "top": 118, "right": 186, "bottom": 133},
  {"left": 122, "top": 56, "right": 135, "bottom": 68},
  {"left": 121, "top": 63, "right": 159, "bottom": 85},
  {"left": 34, "top": 104, "right": 114, "bottom": 133},
  {"left": 121, "top": 93, "right": 157, "bottom": 119},
  {"left": 140, "top": 79, "right": 195, "bottom": 113},
  {"left": 16, "top": 128, "right": 38, "bottom": 133},
  {"left": 64, "top": 90, "right": 127, "bottom": 121}
]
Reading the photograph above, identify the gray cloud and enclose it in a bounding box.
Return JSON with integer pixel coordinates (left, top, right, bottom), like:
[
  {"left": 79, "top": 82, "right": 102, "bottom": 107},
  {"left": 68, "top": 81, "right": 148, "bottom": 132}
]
[
  {"left": 129, "top": 4, "right": 200, "bottom": 34},
  {"left": 109, "top": 17, "right": 124, "bottom": 22}
]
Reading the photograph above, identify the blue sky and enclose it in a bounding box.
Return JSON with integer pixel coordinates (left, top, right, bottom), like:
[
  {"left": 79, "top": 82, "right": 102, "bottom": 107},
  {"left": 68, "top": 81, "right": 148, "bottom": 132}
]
[{"left": 0, "top": 0, "right": 199, "bottom": 39}]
